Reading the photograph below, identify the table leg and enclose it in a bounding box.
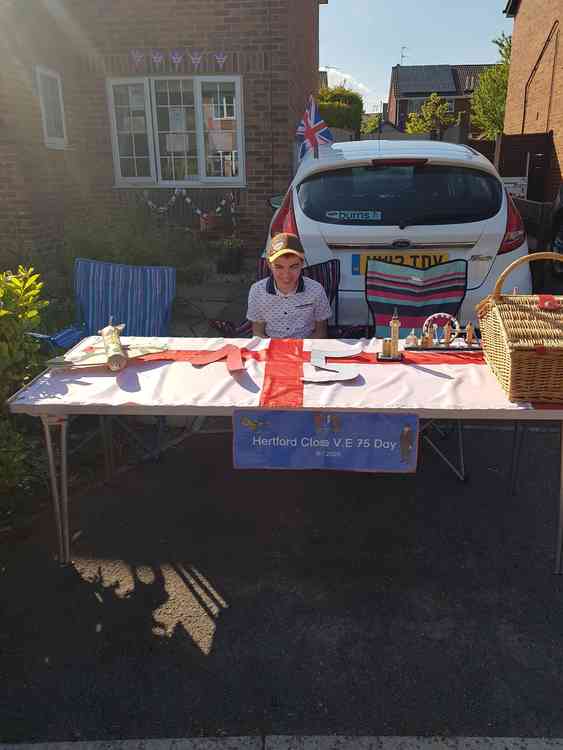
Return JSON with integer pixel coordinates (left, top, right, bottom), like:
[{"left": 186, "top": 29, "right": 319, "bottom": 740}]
[
  {"left": 41, "top": 416, "right": 70, "bottom": 565},
  {"left": 556, "top": 422, "right": 563, "bottom": 575},
  {"left": 509, "top": 422, "right": 524, "bottom": 496}
]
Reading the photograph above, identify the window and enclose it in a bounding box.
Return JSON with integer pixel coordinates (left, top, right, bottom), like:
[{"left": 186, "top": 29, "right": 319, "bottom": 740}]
[
  {"left": 36, "top": 66, "right": 67, "bottom": 149},
  {"left": 297, "top": 165, "right": 502, "bottom": 226},
  {"left": 406, "top": 97, "right": 455, "bottom": 114},
  {"left": 107, "top": 76, "right": 244, "bottom": 186}
]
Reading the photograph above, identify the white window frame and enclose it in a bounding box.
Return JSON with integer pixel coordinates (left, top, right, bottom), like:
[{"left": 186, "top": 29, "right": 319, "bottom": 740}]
[
  {"left": 36, "top": 65, "right": 68, "bottom": 150},
  {"left": 107, "top": 78, "right": 157, "bottom": 185},
  {"left": 107, "top": 75, "right": 246, "bottom": 188}
]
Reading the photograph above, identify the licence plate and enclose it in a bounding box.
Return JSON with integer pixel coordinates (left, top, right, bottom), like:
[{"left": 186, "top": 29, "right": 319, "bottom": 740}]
[{"left": 351, "top": 252, "right": 449, "bottom": 275}]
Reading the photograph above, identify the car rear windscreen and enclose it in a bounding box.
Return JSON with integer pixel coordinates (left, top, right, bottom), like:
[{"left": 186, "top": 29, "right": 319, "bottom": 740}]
[{"left": 297, "top": 164, "right": 503, "bottom": 227}]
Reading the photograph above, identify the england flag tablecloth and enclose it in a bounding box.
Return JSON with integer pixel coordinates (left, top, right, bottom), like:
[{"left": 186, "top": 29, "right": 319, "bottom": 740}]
[{"left": 8, "top": 336, "right": 563, "bottom": 420}]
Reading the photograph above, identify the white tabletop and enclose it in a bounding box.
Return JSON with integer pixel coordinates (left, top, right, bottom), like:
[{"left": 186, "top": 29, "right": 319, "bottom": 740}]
[{"left": 7, "top": 336, "right": 563, "bottom": 421}]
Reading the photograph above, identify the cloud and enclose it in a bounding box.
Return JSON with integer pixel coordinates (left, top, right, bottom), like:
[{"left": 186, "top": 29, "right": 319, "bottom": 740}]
[{"left": 320, "top": 66, "right": 381, "bottom": 112}]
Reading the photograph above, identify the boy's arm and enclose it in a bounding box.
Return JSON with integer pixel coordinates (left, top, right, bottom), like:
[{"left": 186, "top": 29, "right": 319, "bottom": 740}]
[
  {"left": 252, "top": 321, "right": 266, "bottom": 337},
  {"left": 312, "top": 319, "right": 328, "bottom": 339}
]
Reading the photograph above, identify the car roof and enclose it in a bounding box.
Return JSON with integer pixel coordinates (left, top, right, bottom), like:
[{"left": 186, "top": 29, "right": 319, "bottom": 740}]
[{"left": 294, "top": 139, "right": 498, "bottom": 181}]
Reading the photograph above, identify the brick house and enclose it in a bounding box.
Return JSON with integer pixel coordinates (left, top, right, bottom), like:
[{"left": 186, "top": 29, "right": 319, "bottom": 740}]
[
  {"left": 0, "top": 0, "right": 327, "bottom": 265},
  {"left": 387, "top": 64, "right": 493, "bottom": 134},
  {"left": 503, "top": 0, "right": 562, "bottom": 200}
]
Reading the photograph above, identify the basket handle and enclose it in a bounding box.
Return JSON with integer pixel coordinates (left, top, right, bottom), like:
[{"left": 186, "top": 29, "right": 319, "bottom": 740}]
[{"left": 493, "top": 251, "right": 562, "bottom": 300}]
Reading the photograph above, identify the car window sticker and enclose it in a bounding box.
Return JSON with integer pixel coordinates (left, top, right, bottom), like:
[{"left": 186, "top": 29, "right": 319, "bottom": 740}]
[{"left": 325, "top": 209, "right": 382, "bottom": 221}]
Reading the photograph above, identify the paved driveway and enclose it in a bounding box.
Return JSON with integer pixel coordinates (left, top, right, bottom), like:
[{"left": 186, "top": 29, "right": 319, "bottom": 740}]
[{"left": 2, "top": 423, "right": 563, "bottom": 741}]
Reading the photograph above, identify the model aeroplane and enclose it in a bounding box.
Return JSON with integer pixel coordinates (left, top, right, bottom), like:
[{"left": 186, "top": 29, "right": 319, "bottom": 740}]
[{"left": 46, "top": 319, "right": 168, "bottom": 372}]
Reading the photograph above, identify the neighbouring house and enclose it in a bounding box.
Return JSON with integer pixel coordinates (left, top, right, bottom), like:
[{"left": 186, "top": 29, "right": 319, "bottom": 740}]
[
  {"left": 386, "top": 63, "right": 493, "bottom": 135},
  {"left": 0, "top": 0, "right": 327, "bottom": 266},
  {"left": 503, "top": 0, "right": 562, "bottom": 200}
]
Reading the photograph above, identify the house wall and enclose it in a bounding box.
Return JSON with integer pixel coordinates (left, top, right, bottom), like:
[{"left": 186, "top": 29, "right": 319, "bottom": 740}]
[
  {"left": 504, "top": 0, "right": 562, "bottom": 200},
  {"left": 0, "top": 0, "right": 89, "bottom": 272},
  {"left": 0, "top": 0, "right": 322, "bottom": 268}
]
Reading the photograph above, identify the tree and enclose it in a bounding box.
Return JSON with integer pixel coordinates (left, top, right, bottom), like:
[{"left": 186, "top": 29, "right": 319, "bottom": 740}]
[
  {"left": 361, "top": 113, "right": 382, "bottom": 136},
  {"left": 318, "top": 85, "right": 364, "bottom": 135},
  {"left": 405, "top": 93, "right": 457, "bottom": 139},
  {"left": 471, "top": 33, "right": 511, "bottom": 139}
]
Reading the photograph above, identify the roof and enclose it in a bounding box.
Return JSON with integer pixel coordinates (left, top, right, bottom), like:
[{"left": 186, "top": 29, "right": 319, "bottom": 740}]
[
  {"left": 504, "top": 0, "right": 520, "bottom": 16},
  {"left": 390, "top": 63, "right": 495, "bottom": 97},
  {"left": 294, "top": 139, "right": 497, "bottom": 182}
]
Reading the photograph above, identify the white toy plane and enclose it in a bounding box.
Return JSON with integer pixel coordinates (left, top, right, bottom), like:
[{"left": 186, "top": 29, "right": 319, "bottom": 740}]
[{"left": 46, "top": 319, "right": 168, "bottom": 372}]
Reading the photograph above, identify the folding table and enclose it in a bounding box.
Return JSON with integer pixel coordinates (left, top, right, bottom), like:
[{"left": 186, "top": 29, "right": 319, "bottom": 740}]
[{"left": 8, "top": 336, "right": 563, "bottom": 570}]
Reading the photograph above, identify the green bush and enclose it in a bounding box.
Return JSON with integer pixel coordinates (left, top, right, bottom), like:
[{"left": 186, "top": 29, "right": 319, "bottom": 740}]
[
  {"left": 0, "top": 266, "right": 49, "bottom": 498},
  {"left": 319, "top": 85, "right": 363, "bottom": 134},
  {"left": 60, "top": 205, "right": 215, "bottom": 293}
]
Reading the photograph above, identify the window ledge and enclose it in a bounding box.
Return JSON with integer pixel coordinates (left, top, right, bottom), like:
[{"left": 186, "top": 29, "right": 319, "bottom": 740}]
[
  {"left": 44, "top": 142, "right": 75, "bottom": 151},
  {"left": 112, "top": 182, "right": 247, "bottom": 190}
]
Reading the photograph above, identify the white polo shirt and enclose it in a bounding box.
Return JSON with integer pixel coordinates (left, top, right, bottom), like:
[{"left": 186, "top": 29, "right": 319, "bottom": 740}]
[{"left": 246, "top": 275, "right": 332, "bottom": 338}]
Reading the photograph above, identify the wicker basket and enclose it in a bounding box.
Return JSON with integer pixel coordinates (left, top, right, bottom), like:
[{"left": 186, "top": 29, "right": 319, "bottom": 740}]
[{"left": 476, "top": 251, "right": 563, "bottom": 403}]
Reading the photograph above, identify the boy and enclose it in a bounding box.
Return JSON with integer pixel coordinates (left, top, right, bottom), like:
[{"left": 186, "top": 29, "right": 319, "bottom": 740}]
[{"left": 247, "top": 233, "right": 332, "bottom": 338}]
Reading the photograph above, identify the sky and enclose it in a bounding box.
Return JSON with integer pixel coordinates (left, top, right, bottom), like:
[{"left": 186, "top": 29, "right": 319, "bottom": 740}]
[{"left": 319, "top": 0, "right": 515, "bottom": 113}]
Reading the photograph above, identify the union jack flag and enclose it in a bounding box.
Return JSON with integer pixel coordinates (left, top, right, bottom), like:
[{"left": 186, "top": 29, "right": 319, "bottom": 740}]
[{"left": 296, "top": 95, "right": 333, "bottom": 160}]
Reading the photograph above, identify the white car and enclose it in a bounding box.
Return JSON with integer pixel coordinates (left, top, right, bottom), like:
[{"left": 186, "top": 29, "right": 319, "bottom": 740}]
[{"left": 266, "top": 139, "right": 531, "bottom": 326}]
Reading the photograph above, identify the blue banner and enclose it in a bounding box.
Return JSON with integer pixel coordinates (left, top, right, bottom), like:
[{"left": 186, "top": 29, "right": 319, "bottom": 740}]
[{"left": 233, "top": 410, "right": 419, "bottom": 473}]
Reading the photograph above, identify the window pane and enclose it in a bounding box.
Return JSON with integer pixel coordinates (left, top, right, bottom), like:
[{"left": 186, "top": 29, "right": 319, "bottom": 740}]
[
  {"left": 120, "top": 158, "right": 135, "bottom": 177},
  {"left": 160, "top": 157, "right": 173, "bottom": 180},
  {"left": 134, "top": 133, "right": 149, "bottom": 156},
  {"left": 118, "top": 133, "right": 133, "bottom": 156},
  {"left": 297, "top": 165, "right": 503, "bottom": 226},
  {"left": 136, "top": 158, "right": 151, "bottom": 177},
  {"left": 111, "top": 82, "right": 150, "bottom": 179},
  {"left": 157, "top": 107, "right": 170, "bottom": 132},
  {"left": 40, "top": 72, "right": 65, "bottom": 140},
  {"left": 154, "top": 79, "right": 198, "bottom": 181},
  {"left": 202, "top": 81, "right": 238, "bottom": 178},
  {"left": 116, "top": 108, "right": 131, "bottom": 132},
  {"left": 155, "top": 80, "right": 168, "bottom": 106},
  {"left": 182, "top": 79, "right": 194, "bottom": 106},
  {"left": 169, "top": 79, "right": 181, "bottom": 105},
  {"left": 186, "top": 158, "right": 198, "bottom": 177},
  {"left": 113, "top": 86, "right": 129, "bottom": 106}
]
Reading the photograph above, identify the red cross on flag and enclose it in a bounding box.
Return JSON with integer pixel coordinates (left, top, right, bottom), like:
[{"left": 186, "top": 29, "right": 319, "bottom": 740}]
[{"left": 296, "top": 95, "right": 334, "bottom": 161}]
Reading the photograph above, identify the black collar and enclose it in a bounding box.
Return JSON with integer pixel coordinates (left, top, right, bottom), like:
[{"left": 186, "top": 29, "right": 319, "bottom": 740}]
[{"left": 266, "top": 274, "right": 305, "bottom": 295}]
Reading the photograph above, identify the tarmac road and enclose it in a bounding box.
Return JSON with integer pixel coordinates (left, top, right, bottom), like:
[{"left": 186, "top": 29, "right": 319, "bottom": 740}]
[{"left": 2, "top": 422, "right": 563, "bottom": 742}]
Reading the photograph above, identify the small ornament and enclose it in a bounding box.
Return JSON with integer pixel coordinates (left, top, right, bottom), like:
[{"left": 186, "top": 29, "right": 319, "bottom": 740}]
[
  {"left": 215, "top": 51, "right": 228, "bottom": 69},
  {"left": 151, "top": 49, "right": 165, "bottom": 67},
  {"left": 130, "top": 49, "right": 145, "bottom": 68},
  {"left": 389, "top": 307, "right": 401, "bottom": 358},
  {"left": 405, "top": 329, "right": 418, "bottom": 347},
  {"left": 465, "top": 321, "right": 475, "bottom": 346},
  {"left": 170, "top": 48, "right": 185, "bottom": 68},
  {"left": 189, "top": 50, "right": 204, "bottom": 69},
  {"left": 98, "top": 318, "right": 127, "bottom": 372},
  {"left": 443, "top": 321, "right": 452, "bottom": 347}
]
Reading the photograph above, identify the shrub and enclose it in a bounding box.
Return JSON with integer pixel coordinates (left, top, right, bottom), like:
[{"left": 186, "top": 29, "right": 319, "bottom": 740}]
[{"left": 0, "top": 267, "right": 48, "bottom": 498}]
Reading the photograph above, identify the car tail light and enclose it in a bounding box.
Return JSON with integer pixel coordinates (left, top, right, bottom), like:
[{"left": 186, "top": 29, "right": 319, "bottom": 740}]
[
  {"left": 499, "top": 192, "right": 526, "bottom": 254},
  {"left": 270, "top": 189, "right": 299, "bottom": 237}
]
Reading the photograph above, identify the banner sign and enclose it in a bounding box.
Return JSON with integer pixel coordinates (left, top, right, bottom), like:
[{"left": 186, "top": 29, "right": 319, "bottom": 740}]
[{"left": 233, "top": 410, "right": 419, "bottom": 473}]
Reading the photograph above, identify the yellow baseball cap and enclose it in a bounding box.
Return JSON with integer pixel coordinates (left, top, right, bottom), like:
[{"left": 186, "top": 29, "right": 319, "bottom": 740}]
[{"left": 267, "top": 233, "right": 305, "bottom": 263}]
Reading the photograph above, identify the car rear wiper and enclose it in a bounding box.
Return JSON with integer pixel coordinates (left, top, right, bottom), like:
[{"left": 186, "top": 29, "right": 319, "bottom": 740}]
[{"left": 398, "top": 212, "right": 482, "bottom": 229}]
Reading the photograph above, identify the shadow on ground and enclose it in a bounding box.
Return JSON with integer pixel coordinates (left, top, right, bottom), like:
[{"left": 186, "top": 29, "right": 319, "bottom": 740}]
[{"left": 2, "top": 424, "right": 563, "bottom": 741}]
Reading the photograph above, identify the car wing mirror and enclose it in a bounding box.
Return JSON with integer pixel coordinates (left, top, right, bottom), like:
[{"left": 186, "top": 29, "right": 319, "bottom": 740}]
[{"left": 268, "top": 194, "right": 284, "bottom": 211}]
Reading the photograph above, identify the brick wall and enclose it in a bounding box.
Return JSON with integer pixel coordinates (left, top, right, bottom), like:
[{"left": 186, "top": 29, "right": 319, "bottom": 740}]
[
  {"left": 0, "top": 0, "right": 322, "bottom": 266},
  {"left": 504, "top": 0, "right": 562, "bottom": 200}
]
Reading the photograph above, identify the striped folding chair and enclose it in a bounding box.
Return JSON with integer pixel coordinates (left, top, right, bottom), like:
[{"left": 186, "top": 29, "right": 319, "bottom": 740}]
[
  {"left": 366, "top": 257, "right": 469, "bottom": 482},
  {"left": 31, "top": 258, "right": 176, "bottom": 351},
  {"left": 366, "top": 258, "right": 468, "bottom": 338}
]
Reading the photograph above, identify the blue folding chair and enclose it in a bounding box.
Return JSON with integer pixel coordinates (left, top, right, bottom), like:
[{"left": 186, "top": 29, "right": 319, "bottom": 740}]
[{"left": 31, "top": 258, "right": 176, "bottom": 351}]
